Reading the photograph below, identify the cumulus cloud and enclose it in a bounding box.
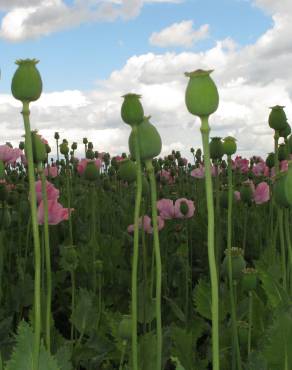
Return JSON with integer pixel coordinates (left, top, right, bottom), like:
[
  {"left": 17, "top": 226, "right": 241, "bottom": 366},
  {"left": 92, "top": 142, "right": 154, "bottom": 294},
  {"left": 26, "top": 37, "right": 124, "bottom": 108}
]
[
  {"left": 0, "top": 0, "right": 181, "bottom": 41},
  {"left": 1, "top": 2, "right": 292, "bottom": 159},
  {"left": 149, "top": 20, "right": 209, "bottom": 48}
]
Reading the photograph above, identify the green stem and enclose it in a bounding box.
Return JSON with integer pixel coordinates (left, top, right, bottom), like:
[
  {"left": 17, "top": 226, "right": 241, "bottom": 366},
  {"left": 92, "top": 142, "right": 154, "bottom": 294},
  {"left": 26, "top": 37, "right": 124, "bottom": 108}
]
[
  {"left": 227, "top": 155, "right": 242, "bottom": 370},
  {"left": 119, "top": 340, "right": 128, "bottom": 370},
  {"left": 146, "top": 159, "right": 162, "bottom": 370},
  {"left": 70, "top": 269, "right": 76, "bottom": 345},
  {"left": 279, "top": 209, "right": 287, "bottom": 290},
  {"left": 274, "top": 131, "right": 280, "bottom": 174},
  {"left": 65, "top": 157, "right": 73, "bottom": 245},
  {"left": 22, "top": 101, "right": 41, "bottom": 370},
  {"left": 131, "top": 125, "right": 143, "bottom": 370},
  {"left": 200, "top": 116, "right": 220, "bottom": 370},
  {"left": 39, "top": 165, "right": 52, "bottom": 353},
  {"left": 284, "top": 210, "right": 292, "bottom": 292},
  {"left": 247, "top": 291, "right": 253, "bottom": 358}
]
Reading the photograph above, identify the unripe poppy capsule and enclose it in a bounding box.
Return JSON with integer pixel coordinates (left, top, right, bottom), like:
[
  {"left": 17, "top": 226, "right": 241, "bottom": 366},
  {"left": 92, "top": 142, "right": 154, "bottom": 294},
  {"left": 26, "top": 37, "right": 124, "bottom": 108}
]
[
  {"left": 265, "top": 152, "right": 275, "bottom": 169},
  {"left": 223, "top": 136, "right": 237, "bottom": 156},
  {"left": 11, "top": 59, "right": 42, "bottom": 103},
  {"left": 185, "top": 69, "right": 219, "bottom": 117},
  {"left": 84, "top": 161, "right": 99, "bottom": 181},
  {"left": 121, "top": 93, "right": 144, "bottom": 127},
  {"left": 268, "top": 105, "right": 287, "bottom": 131},
  {"left": 118, "top": 159, "right": 137, "bottom": 183},
  {"left": 209, "top": 137, "right": 224, "bottom": 160}
]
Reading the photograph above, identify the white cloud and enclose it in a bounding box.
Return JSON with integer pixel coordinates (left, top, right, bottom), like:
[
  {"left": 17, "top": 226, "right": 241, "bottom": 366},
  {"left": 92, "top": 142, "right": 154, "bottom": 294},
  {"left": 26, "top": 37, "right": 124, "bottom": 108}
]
[
  {"left": 149, "top": 20, "right": 209, "bottom": 48},
  {"left": 1, "top": 3, "right": 292, "bottom": 159},
  {"left": 0, "top": 0, "right": 182, "bottom": 41}
]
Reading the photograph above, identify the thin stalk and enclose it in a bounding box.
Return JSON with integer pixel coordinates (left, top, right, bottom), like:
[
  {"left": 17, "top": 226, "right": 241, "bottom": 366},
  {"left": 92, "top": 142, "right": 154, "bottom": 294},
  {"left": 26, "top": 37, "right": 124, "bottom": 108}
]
[
  {"left": 131, "top": 125, "right": 143, "bottom": 370},
  {"left": 119, "top": 340, "right": 128, "bottom": 370},
  {"left": 70, "top": 269, "right": 76, "bottom": 345},
  {"left": 22, "top": 101, "right": 41, "bottom": 370},
  {"left": 247, "top": 291, "right": 253, "bottom": 358},
  {"left": 227, "top": 155, "right": 242, "bottom": 370},
  {"left": 39, "top": 165, "right": 52, "bottom": 353},
  {"left": 200, "top": 116, "right": 220, "bottom": 370},
  {"left": 279, "top": 209, "right": 287, "bottom": 289},
  {"left": 146, "top": 159, "right": 162, "bottom": 370},
  {"left": 65, "top": 157, "right": 73, "bottom": 245}
]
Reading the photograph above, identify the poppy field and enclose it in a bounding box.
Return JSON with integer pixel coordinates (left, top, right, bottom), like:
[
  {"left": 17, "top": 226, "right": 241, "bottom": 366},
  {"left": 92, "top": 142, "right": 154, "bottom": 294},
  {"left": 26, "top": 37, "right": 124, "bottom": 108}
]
[{"left": 0, "top": 60, "right": 291, "bottom": 370}]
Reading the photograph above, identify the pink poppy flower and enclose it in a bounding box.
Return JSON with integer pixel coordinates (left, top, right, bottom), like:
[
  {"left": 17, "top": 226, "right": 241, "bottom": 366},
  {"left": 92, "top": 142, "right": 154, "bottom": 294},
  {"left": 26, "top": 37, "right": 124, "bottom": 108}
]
[
  {"left": 159, "top": 170, "right": 175, "bottom": 184},
  {"left": 0, "top": 145, "right": 22, "bottom": 164},
  {"left": 253, "top": 182, "right": 270, "bottom": 205},
  {"left": 233, "top": 156, "right": 249, "bottom": 173},
  {"left": 174, "top": 198, "right": 195, "bottom": 219},
  {"left": 191, "top": 165, "right": 205, "bottom": 179},
  {"left": 35, "top": 180, "right": 59, "bottom": 204},
  {"left": 252, "top": 162, "right": 267, "bottom": 177},
  {"left": 44, "top": 166, "right": 58, "bottom": 178},
  {"left": 142, "top": 215, "right": 165, "bottom": 234},
  {"left": 157, "top": 199, "right": 175, "bottom": 219},
  {"left": 37, "top": 199, "right": 73, "bottom": 225},
  {"left": 77, "top": 159, "right": 101, "bottom": 175}
]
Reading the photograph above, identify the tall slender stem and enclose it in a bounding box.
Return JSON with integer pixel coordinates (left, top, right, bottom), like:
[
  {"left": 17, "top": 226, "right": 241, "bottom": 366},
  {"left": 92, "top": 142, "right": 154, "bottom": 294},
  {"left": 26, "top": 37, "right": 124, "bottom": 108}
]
[
  {"left": 200, "top": 116, "right": 220, "bottom": 370},
  {"left": 131, "top": 125, "right": 143, "bottom": 370},
  {"left": 22, "top": 101, "right": 41, "bottom": 370},
  {"left": 227, "top": 155, "right": 242, "bottom": 370},
  {"left": 39, "top": 165, "right": 52, "bottom": 353},
  {"left": 247, "top": 291, "right": 253, "bottom": 357},
  {"left": 146, "top": 159, "right": 162, "bottom": 370}
]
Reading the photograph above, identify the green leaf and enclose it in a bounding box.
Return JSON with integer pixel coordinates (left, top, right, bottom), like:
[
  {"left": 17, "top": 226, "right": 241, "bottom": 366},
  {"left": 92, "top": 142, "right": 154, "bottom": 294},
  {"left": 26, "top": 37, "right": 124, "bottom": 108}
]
[
  {"left": 193, "top": 279, "right": 211, "bottom": 320},
  {"left": 164, "top": 297, "right": 186, "bottom": 323},
  {"left": 170, "top": 356, "right": 186, "bottom": 370},
  {"left": 5, "top": 321, "right": 60, "bottom": 370},
  {"left": 55, "top": 345, "right": 72, "bottom": 370},
  {"left": 71, "top": 289, "right": 97, "bottom": 335}
]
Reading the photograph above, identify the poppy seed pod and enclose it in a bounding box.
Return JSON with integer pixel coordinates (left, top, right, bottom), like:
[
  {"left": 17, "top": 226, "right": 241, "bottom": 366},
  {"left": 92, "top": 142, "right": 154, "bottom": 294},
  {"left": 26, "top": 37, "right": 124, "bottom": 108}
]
[
  {"left": 60, "top": 143, "right": 69, "bottom": 156},
  {"left": 128, "top": 116, "right": 162, "bottom": 161},
  {"left": 71, "top": 142, "right": 77, "bottom": 151},
  {"left": 118, "top": 159, "right": 137, "bottom": 183},
  {"left": 11, "top": 59, "right": 42, "bottom": 102},
  {"left": 209, "top": 137, "right": 224, "bottom": 160},
  {"left": 121, "top": 93, "right": 144, "bottom": 127},
  {"left": 185, "top": 69, "right": 219, "bottom": 117},
  {"left": 265, "top": 152, "right": 275, "bottom": 169},
  {"left": 223, "top": 136, "right": 237, "bottom": 156},
  {"left": 268, "top": 105, "right": 287, "bottom": 131},
  {"left": 222, "top": 247, "right": 246, "bottom": 280},
  {"left": 86, "top": 149, "right": 95, "bottom": 160},
  {"left": 19, "top": 141, "right": 25, "bottom": 150},
  {"left": 31, "top": 131, "right": 47, "bottom": 163},
  {"left": 278, "top": 143, "right": 289, "bottom": 161},
  {"left": 241, "top": 268, "right": 257, "bottom": 291},
  {"left": 279, "top": 123, "right": 291, "bottom": 138},
  {"left": 273, "top": 164, "right": 292, "bottom": 208},
  {"left": 118, "top": 315, "right": 132, "bottom": 341},
  {"left": 83, "top": 138, "right": 88, "bottom": 145},
  {"left": 54, "top": 132, "right": 60, "bottom": 140}
]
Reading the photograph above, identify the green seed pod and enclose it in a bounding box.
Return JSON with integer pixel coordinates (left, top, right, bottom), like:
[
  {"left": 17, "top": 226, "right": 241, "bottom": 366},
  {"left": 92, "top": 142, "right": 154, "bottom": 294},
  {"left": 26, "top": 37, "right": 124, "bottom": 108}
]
[
  {"left": 31, "top": 131, "right": 47, "bottom": 163},
  {"left": 88, "top": 142, "right": 93, "bottom": 150},
  {"left": 86, "top": 149, "right": 95, "bottom": 160},
  {"left": 118, "top": 315, "right": 132, "bottom": 341},
  {"left": 209, "top": 137, "right": 224, "bottom": 160},
  {"left": 11, "top": 59, "right": 42, "bottom": 102},
  {"left": 128, "top": 116, "right": 162, "bottom": 161},
  {"left": 240, "top": 183, "right": 253, "bottom": 205},
  {"left": 241, "top": 268, "right": 257, "bottom": 291},
  {"left": 223, "top": 136, "right": 237, "bottom": 156},
  {"left": 19, "top": 141, "right": 25, "bottom": 150},
  {"left": 83, "top": 137, "right": 88, "bottom": 145},
  {"left": 273, "top": 164, "right": 292, "bottom": 208},
  {"left": 60, "top": 143, "right": 69, "bottom": 156},
  {"left": 180, "top": 201, "right": 189, "bottom": 215},
  {"left": 84, "top": 161, "right": 99, "bottom": 181},
  {"left": 278, "top": 143, "right": 289, "bottom": 161},
  {"left": 0, "top": 161, "right": 5, "bottom": 180},
  {"left": 185, "top": 69, "right": 219, "bottom": 117},
  {"left": 54, "top": 132, "right": 60, "bottom": 140},
  {"left": 222, "top": 247, "right": 246, "bottom": 280},
  {"left": 121, "top": 93, "right": 144, "bottom": 127},
  {"left": 268, "top": 105, "right": 287, "bottom": 131},
  {"left": 71, "top": 142, "right": 77, "bottom": 150},
  {"left": 265, "top": 152, "right": 275, "bottom": 169},
  {"left": 118, "top": 159, "right": 137, "bottom": 183},
  {"left": 279, "top": 123, "right": 291, "bottom": 138}
]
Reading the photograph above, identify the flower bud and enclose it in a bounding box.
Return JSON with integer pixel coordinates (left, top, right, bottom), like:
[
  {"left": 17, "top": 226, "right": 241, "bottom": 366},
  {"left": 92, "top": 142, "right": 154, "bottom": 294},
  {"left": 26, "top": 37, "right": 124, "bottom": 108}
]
[
  {"left": 121, "top": 93, "right": 144, "bottom": 127},
  {"left": 11, "top": 59, "right": 42, "bottom": 103},
  {"left": 223, "top": 136, "right": 237, "bottom": 156},
  {"left": 268, "top": 105, "right": 287, "bottom": 131},
  {"left": 185, "top": 69, "right": 219, "bottom": 117},
  {"left": 60, "top": 143, "right": 69, "bottom": 156}
]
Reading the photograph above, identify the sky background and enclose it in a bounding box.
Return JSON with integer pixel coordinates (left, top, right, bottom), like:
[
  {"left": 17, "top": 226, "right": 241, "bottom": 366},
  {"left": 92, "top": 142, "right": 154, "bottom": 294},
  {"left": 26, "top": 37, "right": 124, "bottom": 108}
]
[{"left": 0, "top": 0, "right": 291, "bottom": 159}]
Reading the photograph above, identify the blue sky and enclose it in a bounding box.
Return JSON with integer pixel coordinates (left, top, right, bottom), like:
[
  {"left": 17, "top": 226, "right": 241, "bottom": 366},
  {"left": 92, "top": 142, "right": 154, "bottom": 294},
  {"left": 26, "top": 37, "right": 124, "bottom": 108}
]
[
  {"left": 0, "top": 0, "right": 271, "bottom": 93},
  {"left": 0, "top": 0, "right": 291, "bottom": 158}
]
